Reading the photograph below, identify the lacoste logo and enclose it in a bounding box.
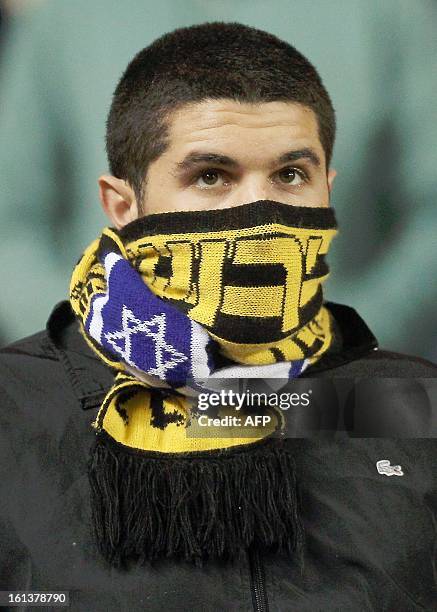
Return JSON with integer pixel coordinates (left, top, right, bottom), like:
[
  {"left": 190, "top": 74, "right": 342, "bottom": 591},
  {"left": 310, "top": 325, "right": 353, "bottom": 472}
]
[{"left": 376, "top": 459, "right": 404, "bottom": 476}]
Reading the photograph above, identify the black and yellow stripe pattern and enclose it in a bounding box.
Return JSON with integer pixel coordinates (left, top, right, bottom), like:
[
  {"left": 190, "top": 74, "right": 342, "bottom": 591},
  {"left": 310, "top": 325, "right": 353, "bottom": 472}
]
[{"left": 70, "top": 200, "right": 338, "bottom": 453}]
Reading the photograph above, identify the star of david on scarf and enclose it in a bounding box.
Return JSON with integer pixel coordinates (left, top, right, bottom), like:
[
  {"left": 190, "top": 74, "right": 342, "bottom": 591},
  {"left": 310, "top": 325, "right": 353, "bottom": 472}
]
[
  {"left": 83, "top": 247, "right": 309, "bottom": 389},
  {"left": 104, "top": 305, "right": 188, "bottom": 378}
]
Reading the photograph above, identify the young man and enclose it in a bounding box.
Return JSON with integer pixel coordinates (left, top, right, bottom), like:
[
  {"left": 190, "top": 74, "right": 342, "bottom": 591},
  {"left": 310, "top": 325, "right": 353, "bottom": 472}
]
[{"left": 0, "top": 22, "right": 436, "bottom": 611}]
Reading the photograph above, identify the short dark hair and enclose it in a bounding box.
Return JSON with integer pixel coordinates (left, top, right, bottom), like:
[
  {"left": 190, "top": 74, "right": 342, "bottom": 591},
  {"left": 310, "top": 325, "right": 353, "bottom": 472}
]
[{"left": 106, "top": 21, "right": 336, "bottom": 208}]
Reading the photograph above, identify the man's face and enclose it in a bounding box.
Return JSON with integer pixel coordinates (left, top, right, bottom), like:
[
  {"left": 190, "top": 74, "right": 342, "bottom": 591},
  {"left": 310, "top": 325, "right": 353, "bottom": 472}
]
[{"left": 99, "top": 99, "right": 337, "bottom": 226}]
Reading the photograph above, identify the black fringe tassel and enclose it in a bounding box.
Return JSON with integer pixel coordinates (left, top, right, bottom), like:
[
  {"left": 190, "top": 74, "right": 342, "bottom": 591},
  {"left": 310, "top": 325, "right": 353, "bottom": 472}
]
[{"left": 87, "top": 431, "right": 306, "bottom": 570}]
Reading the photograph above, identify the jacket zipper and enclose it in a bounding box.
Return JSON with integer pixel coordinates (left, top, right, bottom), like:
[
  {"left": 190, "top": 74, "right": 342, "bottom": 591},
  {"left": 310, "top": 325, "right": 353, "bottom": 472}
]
[{"left": 248, "top": 548, "right": 269, "bottom": 612}]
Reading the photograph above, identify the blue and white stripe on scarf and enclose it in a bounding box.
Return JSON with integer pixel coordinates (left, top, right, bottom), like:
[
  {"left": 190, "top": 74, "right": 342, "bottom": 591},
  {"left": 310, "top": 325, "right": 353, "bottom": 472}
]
[{"left": 84, "top": 248, "right": 309, "bottom": 392}]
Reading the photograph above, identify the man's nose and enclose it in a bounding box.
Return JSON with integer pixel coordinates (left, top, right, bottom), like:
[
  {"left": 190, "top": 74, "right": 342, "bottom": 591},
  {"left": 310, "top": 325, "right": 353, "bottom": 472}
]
[{"left": 221, "top": 176, "right": 272, "bottom": 209}]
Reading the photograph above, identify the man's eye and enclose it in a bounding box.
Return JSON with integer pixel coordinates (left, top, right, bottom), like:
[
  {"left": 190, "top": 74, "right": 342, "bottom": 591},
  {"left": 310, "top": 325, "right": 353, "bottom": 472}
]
[
  {"left": 276, "top": 167, "right": 306, "bottom": 186},
  {"left": 195, "top": 169, "right": 225, "bottom": 188}
]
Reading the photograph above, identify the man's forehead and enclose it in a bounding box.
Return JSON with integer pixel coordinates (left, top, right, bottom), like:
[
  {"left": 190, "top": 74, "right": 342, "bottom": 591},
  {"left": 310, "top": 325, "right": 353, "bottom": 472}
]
[
  {"left": 164, "top": 99, "right": 324, "bottom": 169},
  {"left": 169, "top": 99, "right": 320, "bottom": 139},
  {"left": 164, "top": 99, "right": 324, "bottom": 172}
]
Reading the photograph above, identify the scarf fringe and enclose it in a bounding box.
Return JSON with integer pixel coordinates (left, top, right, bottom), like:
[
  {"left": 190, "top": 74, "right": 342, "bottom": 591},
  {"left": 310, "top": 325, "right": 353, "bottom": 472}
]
[{"left": 88, "top": 432, "right": 306, "bottom": 570}]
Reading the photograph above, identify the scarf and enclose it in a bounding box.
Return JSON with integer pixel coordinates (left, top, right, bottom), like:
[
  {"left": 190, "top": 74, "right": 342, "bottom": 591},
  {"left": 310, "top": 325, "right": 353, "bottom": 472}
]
[{"left": 70, "top": 199, "right": 338, "bottom": 568}]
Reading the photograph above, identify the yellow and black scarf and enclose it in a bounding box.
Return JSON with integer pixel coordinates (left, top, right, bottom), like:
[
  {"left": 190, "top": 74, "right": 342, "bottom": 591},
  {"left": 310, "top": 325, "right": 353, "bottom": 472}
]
[{"left": 70, "top": 200, "right": 338, "bottom": 568}]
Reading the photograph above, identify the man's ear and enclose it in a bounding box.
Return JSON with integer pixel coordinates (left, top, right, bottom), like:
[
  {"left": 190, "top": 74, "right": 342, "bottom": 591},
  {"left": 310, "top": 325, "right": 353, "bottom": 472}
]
[
  {"left": 98, "top": 175, "right": 139, "bottom": 229},
  {"left": 327, "top": 168, "right": 337, "bottom": 193}
]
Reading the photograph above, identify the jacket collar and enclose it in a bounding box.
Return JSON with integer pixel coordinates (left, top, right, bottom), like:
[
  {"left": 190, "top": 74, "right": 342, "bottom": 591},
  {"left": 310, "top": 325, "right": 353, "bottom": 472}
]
[
  {"left": 300, "top": 301, "right": 379, "bottom": 376},
  {"left": 46, "top": 301, "right": 115, "bottom": 411},
  {"left": 46, "top": 299, "right": 378, "bottom": 410}
]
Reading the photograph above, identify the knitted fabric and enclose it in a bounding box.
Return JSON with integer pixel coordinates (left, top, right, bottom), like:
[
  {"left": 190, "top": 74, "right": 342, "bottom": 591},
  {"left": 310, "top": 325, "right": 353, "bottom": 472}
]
[
  {"left": 70, "top": 200, "right": 338, "bottom": 452},
  {"left": 69, "top": 199, "right": 338, "bottom": 567}
]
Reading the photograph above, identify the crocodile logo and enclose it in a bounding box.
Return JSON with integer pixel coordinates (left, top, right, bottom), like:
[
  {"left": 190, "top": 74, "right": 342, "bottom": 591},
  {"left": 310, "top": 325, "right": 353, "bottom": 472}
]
[{"left": 376, "top": 459, "right": 404, "bottom": 476}]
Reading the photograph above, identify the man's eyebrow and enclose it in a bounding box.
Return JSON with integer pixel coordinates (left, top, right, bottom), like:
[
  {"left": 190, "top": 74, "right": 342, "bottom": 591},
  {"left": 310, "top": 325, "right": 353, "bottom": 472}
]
[
  {"left": 173, "top": 147, "right": 321, "bottom": 175},
  {"left": 277, "top": 148, "right": 321, "bottom": 167},
  {"left": 174, "top": 152, "right": 238, "bottom": 174}
]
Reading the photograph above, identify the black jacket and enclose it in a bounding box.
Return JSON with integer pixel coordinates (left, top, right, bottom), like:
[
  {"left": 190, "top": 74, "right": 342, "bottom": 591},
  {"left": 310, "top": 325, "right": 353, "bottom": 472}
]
[{"left": 0, "top": 300, "right": 436, "bottom": 612}]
